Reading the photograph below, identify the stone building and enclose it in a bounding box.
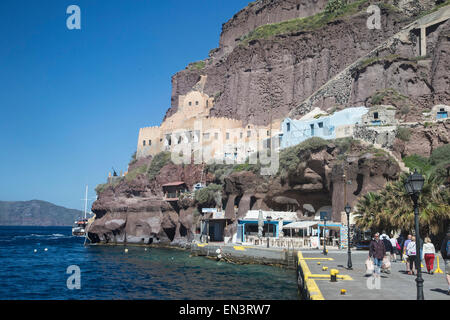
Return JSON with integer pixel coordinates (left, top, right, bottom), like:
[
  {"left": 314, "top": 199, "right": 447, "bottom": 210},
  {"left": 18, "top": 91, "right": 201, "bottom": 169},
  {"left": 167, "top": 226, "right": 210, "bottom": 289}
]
[
  {"left": 137, "top": 76, "right": 282, "bottom": 163},
  {"left": 431, "top": 104, "right": 449, "bottom": 120},
  {"left": 361, "top": 105, "right": 397, "bottom": 126}
]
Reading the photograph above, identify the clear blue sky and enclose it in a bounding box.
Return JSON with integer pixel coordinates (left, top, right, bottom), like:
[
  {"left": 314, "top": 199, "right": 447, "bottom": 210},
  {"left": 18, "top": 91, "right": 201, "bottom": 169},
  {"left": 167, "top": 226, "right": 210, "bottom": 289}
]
[{"left": 0, "top": 0, "right": 249, "bottom": 210}]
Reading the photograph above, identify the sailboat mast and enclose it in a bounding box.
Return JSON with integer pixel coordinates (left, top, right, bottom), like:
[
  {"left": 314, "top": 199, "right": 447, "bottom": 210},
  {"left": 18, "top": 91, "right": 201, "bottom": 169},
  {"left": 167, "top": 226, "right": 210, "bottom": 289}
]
[{"left": 84, "top": 185, "right": 88, "bottom": 219}]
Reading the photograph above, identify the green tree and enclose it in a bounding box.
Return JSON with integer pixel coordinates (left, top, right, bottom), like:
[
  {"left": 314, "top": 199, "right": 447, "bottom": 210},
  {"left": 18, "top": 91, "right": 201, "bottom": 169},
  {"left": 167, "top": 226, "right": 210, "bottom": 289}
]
[
  {"left": 355, "top": 174, "right": 450, "bottom": 236},
  {"left": 194, "top": 184, "right": 222, "bottom": 208}
]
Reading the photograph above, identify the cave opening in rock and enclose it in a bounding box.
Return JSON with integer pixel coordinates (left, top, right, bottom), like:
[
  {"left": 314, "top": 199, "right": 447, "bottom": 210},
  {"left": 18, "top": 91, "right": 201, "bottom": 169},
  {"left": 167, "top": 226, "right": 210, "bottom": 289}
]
[
  {"left": 250, "top": 196, "right": 257, "bottom": 210},
  {"left": 234, "top": 195, "right": 242, "bottom": 208},
  {"left": 353, "top": 174, "right": 364, "bottom": 196},
  {"left": 163, "top": 227, "right": 176, "bottom": 241},
  {"left": 179, "top": 223, "right": 188, "bottom": 237}
]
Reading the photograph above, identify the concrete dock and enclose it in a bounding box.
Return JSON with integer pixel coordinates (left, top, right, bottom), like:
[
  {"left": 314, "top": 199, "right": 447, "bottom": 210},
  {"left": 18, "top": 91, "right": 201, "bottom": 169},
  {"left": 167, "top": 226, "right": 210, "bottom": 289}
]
[
  {"left": 191, "top": 243, "right": 450, "bottom": 300},
  {"left": 191, "top": 242, "right": 296, "bottom": 268},
  {"left": 297, "top": 250, "right": 450, "bottom": 300}
]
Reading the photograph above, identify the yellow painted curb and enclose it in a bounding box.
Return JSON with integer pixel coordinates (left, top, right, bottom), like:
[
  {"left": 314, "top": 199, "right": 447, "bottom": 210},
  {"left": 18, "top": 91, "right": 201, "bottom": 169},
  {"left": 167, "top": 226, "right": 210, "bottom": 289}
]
[
  {"left": 298, "top": 251, "right": 325, "bottom": 300},
  {"left": 310, "top": 274, "right": 353, "bottom": 280},
  {"left": 196, "top": 244, "right": 208, "bottom": 247},
  {"left": 300, "top": 258, "right": 334, "bottom": 261},
  {"left": 233, "top": 246, "right": 246, "bottom": 251}
]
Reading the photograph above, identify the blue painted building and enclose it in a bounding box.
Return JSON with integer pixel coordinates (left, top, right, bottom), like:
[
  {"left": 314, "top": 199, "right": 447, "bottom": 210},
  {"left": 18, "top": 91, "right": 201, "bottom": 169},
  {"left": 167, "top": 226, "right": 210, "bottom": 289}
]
[
  {"left": 280, "top": 107, "right": 368, "bottom": 149},
  {"left": 432, "top": 105, "right": 449, "bottom": 120}
]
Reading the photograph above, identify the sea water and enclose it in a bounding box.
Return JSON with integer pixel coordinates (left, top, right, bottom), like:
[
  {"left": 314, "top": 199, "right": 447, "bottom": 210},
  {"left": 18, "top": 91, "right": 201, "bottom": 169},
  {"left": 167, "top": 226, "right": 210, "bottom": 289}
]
[{"left": 0, "top": 226, "right": 297, "bottom": 300}]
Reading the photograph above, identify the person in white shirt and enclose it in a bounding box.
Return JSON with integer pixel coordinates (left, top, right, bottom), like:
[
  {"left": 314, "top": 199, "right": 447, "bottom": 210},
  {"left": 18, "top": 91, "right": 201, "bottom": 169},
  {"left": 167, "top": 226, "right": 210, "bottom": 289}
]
[
  {"left": 390, "top": 235, "right": 399, "bottom": 262},
  {"left": 423, "top": 237, "right": 436, "bottom": 274},
  {"left": 406, "top": 236, "right": 417, "bottom": 275}
]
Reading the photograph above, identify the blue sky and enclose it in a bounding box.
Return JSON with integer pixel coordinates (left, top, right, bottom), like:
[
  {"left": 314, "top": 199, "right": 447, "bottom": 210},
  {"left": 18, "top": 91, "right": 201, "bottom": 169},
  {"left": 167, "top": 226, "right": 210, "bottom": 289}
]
[{"left": 0, "top": 0, "right": 249, "bottom": 210}]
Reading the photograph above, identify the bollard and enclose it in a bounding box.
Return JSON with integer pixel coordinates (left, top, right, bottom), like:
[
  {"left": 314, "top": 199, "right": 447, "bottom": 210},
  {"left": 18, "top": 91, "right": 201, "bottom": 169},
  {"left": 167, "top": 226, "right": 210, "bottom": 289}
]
[
  {"left": 322, "top": 266, "right": 328, "bottom": 271},
  {"left": 340, "top": 289, "right": 347, "bottom": 295},
  {"left": 330, "top": 269, "right": 339, "bottom": 282}
]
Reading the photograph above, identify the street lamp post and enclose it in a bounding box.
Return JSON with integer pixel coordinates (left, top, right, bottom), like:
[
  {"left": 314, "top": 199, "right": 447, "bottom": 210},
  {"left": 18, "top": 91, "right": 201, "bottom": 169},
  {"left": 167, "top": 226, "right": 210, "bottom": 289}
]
[
  {"left": 404, "top": 169, "right": 425, "bottom": 300},
  {"left": 266, "top": 216, "right": 272, "bottom": 248},
  {"left": 323, "top": 217, "right": 327, "bottom": 256},
  {"left": 345, "top": 203, "right": 353, "bottom": 270}
]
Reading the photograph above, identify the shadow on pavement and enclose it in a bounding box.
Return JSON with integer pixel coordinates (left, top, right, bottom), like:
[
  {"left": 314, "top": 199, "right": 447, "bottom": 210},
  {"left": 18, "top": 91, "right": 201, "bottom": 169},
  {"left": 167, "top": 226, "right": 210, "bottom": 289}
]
[{"left": 430, "top": 288, "right": 449, "bottom": 296}]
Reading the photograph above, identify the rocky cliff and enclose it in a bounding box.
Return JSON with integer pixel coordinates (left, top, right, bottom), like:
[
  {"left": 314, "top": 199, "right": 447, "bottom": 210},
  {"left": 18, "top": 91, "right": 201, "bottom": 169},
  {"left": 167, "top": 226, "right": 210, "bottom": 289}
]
[
  {"left": 169, "top": 0, "right": 449, "bottom": 125},
  {"left": 90, "top": 0, "right": 449, "bottom": 246},
  {"left": 89, "top": 139, "right": 401, "bottom": 244}
]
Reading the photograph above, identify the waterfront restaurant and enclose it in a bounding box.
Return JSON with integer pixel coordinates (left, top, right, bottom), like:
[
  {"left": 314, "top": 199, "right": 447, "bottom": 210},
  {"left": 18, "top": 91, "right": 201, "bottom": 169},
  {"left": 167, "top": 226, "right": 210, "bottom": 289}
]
[
  {"left": 282, "top": 220, "right": 343, "bottom": 249},
  {"left": 235, "top": 210, "right": 298, "bottom": 245}
]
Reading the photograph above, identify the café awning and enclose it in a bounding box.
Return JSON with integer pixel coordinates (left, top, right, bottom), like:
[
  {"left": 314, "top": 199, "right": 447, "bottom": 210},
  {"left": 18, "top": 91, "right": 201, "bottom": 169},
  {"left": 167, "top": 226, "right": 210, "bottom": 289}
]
[{"left": 282, "top": 221, "right": 318, "bottom": 229}]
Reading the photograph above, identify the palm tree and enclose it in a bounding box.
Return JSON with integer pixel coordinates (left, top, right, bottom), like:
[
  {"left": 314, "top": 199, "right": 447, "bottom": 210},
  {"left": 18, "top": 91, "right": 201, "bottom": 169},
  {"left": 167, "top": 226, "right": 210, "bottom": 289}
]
[{"left": 355, "top": 173, "right": 450, "bottom": 236}]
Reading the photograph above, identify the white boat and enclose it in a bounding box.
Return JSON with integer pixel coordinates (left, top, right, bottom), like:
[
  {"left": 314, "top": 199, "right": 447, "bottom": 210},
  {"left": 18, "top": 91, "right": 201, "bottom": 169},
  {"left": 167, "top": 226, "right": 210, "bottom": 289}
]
[{"left": 72, "top": 185, "right": 94, "bottom": 237}]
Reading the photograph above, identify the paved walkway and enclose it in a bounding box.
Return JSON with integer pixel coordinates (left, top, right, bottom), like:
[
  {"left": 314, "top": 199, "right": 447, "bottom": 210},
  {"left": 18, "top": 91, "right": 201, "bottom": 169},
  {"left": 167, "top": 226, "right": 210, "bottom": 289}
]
[{"left": 300, "top": 250, "right": 450, "bottom": 300}]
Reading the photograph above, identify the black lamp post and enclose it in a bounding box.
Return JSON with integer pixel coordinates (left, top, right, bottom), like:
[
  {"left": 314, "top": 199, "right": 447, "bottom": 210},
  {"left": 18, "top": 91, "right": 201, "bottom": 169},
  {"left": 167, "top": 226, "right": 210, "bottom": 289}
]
[
  {"left": 345, "top": 203, "right": 353, "bottom": 270},
  {"left": 266, "top": 216, "right": 272, "bottom": 248},
  {"left": 322, "top": 216, "right": 328, "bottom": 256},
  {"left": 404, "top": 169, "right": 425, "bottom": 300}
]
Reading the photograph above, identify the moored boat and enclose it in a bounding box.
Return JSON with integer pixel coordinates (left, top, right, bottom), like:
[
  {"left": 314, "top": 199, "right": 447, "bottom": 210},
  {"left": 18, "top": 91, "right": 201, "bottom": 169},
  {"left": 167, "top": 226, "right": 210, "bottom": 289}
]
[{"left": 72, "top": 185, "right": 94, "bottom": 237}]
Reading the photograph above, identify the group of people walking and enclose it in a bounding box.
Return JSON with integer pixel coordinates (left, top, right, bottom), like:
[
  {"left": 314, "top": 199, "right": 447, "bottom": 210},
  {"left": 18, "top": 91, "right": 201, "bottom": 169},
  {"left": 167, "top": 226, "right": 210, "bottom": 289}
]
[{"left": 367, "top": 229, "right": 450, "bottom": 295}]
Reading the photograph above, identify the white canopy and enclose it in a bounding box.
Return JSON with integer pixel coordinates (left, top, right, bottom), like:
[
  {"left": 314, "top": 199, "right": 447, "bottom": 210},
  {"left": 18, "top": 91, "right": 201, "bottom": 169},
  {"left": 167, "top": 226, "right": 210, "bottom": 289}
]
[{"left": 282, "top": 221, "right": 319, "bottom": 229}]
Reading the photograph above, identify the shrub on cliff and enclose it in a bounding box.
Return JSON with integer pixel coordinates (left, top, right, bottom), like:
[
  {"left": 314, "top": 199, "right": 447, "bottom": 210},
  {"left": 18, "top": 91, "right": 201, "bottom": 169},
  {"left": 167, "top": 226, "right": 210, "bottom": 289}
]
[
  {"left": 95, "top": 183, "right": 109, "bottom": 195},
  {"left": 278, "top": 137, "right": 328, "bottom": 177},
  {"left": 128, "top": 151, "right": 137, "bottom": 166},
  {"left": 429, "top": 144, "right": 450, "bottom": 166},
  {"left": 194, "top": 184, "right": 222, "bottom": 208},
  {"left": 207, "top": 158, "right": 261, "bottom": 183},
  {"left": 239, "top": 0, "right": 367, "bottom": 44},
  {"left": 147, "top": 151, "right": 172, "bottom": 180},
  {"left": 403, "top": 145, "right": 450, "bottom": 184},
  {"left": 125, "top": 164, "right": 147, "bottom": 182},
  {"left": 325, "top": 0, "right": 347, "bottom": 14},
  {"left": 403, "top": 154, "right": 432, "bottom": 173},
  {"left": 396, "top": 127, "right": 412, "bottom": 142}
]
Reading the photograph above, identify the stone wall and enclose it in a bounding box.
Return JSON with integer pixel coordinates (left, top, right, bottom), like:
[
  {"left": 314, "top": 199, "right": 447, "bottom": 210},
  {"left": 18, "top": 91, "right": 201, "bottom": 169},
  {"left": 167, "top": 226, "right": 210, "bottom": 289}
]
[
  {"left": 361, "top": 105, "right": 397, "bottom": 126},
  {"left": 353, "top": 125, "right": 398, "bottom": 148}
]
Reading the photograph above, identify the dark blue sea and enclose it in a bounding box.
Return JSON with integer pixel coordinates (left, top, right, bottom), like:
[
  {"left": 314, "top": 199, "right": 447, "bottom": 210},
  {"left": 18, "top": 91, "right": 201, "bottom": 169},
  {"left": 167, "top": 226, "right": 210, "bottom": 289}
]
[{"left": 0, "top": 226, "right": 297, "bottom": 300}]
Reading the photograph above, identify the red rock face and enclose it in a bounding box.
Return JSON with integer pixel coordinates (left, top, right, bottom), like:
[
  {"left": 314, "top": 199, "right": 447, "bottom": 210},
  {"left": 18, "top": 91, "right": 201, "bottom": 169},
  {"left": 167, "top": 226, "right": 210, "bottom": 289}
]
[
  {"left": 393, "top": 121, "right": 450, "bottom": 158},
  {"left": 218, "top": 0, "right": 331, "bottom": 55},
  {"left": 89, "top": 142, "right": 401, "bottom": 243},
  {"left": 89, "top": 1, "right": 447, "bottom": 245},
  {"left": 169, "top": 5, "right": 435, "bottom": 125},
  {"left": 169, "top": 2, "right": 449, "bottom": 125}
]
